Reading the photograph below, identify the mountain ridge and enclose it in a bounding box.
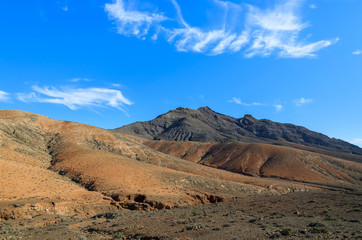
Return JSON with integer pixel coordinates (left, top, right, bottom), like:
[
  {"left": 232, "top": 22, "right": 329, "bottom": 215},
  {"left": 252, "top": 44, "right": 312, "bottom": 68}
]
[{"left": 114, "top": 106, "right": 362, "bottom": 156}]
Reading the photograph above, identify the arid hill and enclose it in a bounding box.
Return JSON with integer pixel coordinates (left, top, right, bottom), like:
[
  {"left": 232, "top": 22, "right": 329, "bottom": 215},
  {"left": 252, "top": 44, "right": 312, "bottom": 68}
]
[
  {"left": 0, "top": 110, "right": 310, "bottom": 218},
  {"left": 0, "top": 109, "right": 361, "bottom": 221},
  {"left": 145, "top": 140, "right": 362, "bottom": 186},
  {"left": 0, "top": 110, "right": 362, "bottom": 239},
  {"left": 115, "top": 106, "right": 362, "bottom": 156}
]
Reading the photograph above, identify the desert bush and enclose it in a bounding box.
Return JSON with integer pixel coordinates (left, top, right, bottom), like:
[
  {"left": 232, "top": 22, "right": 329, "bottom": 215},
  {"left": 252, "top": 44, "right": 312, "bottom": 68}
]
[
  {"left": 114, "top": 231, "right": 124, "bottom": 239},
  {"left": 280, "top": 228, "right": 292, "bottom": 236}
]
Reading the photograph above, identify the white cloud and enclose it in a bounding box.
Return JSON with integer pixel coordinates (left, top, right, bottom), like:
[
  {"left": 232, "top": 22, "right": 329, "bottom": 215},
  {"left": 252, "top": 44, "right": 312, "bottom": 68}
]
[
  {"left": 247, "top": 1, "right": 306, "bottom": 32},
  {"left": 69, "top": 78, "right": 92, "bottom": 82},
  {"left": 228, "top": 97, "right": 262, "bottom": 106},
  {"left": 278, "top": 38, "right": 338, "bottom": 58},
  {"left": 105, "top": 0, "right": 167, "bottom": 37},
  {"left": 295, "top": 97, "right": 313, "bottom": 106},
  {"left": 105, "top": 0, "right": 337, "bottom": 58},
  {"left": 62, "top": 6, "right": 68, "bottom": 12},
  {"left": 229, "top": 97, "right": 242, "bottom": 105},
  {"left": 352, "top": 49, "right": 362, "bottom": 55},
  {"left": 230, "top": 97, "right": 315, "bottom": 111},
  {"left": 18, "top": 86, "right": 132, "bottom": 111},
  {"left": 245, "top": 1, "right": 338, "bottom": 58},
  {"left": 274, "top": 104, "right": 283, "bottom": 112},
  {"left": 112, "top": 83, "right": 123, "bottom": 88},
  {"left": 309, "top": 4, "right": 316, "bottom": 9},
  {"left": 0, "top": 90, "right": 10, "bottom": 102}
]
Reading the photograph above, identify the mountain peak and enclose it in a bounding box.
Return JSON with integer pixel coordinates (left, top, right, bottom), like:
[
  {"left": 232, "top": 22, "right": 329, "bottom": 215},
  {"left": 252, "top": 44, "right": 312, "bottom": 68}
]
[
  {"left": 197, "top": 106, "right": 213, "bottom": 112},
  {"left": 242, "top": 114, "right": 257, "bottom": 121},
  {"left": 240, "top": 114, "right": 257, "bottom": 126},
  {"left": 175, "top": 107, "right": 188, "bottom": 111},
  {"left": 115, "top": 107, "right": 362, "bottom": 156}
]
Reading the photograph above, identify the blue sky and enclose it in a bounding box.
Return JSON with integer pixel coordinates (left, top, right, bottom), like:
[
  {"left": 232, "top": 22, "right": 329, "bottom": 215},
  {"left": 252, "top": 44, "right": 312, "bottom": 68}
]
[{"left": 0, "top": 0, "right": 361, "bottom": 147}]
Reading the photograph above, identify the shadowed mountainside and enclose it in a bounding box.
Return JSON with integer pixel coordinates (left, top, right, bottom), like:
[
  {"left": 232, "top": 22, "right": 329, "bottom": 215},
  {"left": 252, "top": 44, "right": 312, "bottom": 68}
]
[{"left": 115, "top": 106, "right": 362, "bottom": 157}]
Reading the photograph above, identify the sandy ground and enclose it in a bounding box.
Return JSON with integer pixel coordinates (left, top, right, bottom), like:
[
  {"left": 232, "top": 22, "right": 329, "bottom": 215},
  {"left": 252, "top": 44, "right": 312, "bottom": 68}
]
[{"left": 0, "top": 191, "right": 361, "bottom": 240}]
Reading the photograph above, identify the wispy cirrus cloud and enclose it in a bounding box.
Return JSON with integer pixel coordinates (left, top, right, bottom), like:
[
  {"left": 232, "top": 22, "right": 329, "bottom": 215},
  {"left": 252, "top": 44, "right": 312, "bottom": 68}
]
[
  {"left": 352, "top": 49, "right": 362, "bottom": 55},
  {"left": 229, "top": 96, "right": 315, "bottom": 112},
  {"left": 228, "top": 97, "right": 263, "bottom": 106},
  {"left": 105, "top": 0, "right": 337, "bottom": 58},
  {"left": 112, "top": 83, "right": 124, "bottom": 88},
  {"left": 69, "top": 78, "right": 92, "bottom": 82},
  {"left": 18, "top": 86, "right": 132, "bottom": 111},
  {"left": 295, "top": 97, "right": 313, "bottom": 106},
  {"left": 0, "top": 90, "right": 10, "bottom": 102},
  {"left": 228, "top": 97, "right": 282, "bottom": 112},
  {"left": 105, "top": 0, "right": 167, "bottom": 37}
]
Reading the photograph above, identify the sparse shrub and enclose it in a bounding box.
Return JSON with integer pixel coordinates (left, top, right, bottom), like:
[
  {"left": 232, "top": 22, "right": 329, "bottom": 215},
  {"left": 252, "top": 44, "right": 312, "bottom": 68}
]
[
  {"left": 176, "top": 220, "right": 189, "bottom": 224},
  {"left": 186, "top": 225, "right": 193, "bottom": 231},
  {"left": 308, "top": 222, "right": 324, "bottom": 228},
  {"left": 309, "top": 226, "right": 328, "bottom": 234},
  {"left": 324, "top": 216, "right": 337, "bottom": 221},
  {"left": 349, "top": 219, "right": 360, "bottom": 223},
  {"left": 185, "top": 224, "right": 203, "bottom": 231},
  {"left": 114, "top": 231, "right": 124, "bottom": 239},
  {"left": 269, "top": 233, "right": 281, "bottom": 239},
  {"left": 273, "top": 222, "right": 283, "bottom": 227},
  {"left": 280, "top": 228, "right": 292, "bottom": 236}
]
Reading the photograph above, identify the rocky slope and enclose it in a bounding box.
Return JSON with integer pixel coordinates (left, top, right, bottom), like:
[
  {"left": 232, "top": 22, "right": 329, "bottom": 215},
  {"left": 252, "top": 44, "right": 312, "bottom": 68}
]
[{"left": 115, "top": 106, "right": 362, "bottom": 156}]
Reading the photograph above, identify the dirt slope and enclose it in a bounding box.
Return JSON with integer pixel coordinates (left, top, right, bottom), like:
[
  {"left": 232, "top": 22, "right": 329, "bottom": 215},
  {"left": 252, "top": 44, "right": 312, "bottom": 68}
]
[
  {"left": 144, "top": 141, "right": 362, "bottom": 186},
  {"left": 0, "top": 110, "right": 301, "bottom": 218},
  {"left": 0, "top": 111, "right": 102, "bottom": 201}
]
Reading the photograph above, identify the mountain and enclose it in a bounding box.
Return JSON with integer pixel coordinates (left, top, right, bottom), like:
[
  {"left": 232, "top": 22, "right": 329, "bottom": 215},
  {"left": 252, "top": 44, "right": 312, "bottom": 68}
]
[
  {"left": 114, "top": 106, "right": 362, "bottom": 156},
  {"left": 0, "top": 110, "right": 296, "bottom": 216},
  {"left": 1, "top": 109, "right": 361, "bottom": 220}
]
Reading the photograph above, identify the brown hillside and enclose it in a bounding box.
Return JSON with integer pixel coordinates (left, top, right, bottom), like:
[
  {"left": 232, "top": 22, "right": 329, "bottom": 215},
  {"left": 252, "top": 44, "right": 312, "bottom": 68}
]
[
  {"left": 144, "top": 141, "right": 362, "bottom": 186},
  {"left": 0, "top": 110, "right": 314, "bottom": 218},
  {"left": 1, "top": 110, "right": 361, "bottom": 220}
]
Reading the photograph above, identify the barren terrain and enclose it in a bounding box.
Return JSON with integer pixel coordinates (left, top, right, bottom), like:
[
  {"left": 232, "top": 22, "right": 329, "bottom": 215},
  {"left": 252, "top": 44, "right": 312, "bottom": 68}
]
[
  {"left": 1, "top": 191, "right": 361, "bottom": 239},
  {"left": 0, "top": 109, "right": 361, "bottom": 239}
]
